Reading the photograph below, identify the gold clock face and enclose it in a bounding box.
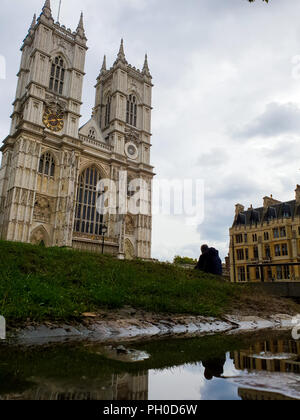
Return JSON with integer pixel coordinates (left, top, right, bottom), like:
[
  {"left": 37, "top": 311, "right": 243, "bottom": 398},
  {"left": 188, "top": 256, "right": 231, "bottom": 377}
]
[{"left": 43, "top": 108, "right": 64, "bottom": 132}]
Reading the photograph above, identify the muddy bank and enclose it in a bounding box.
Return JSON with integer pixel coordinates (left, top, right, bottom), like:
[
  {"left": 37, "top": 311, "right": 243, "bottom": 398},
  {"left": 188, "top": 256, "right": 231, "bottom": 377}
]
[{"left": 3, "top": 307, "right": 296, "bottom": 347}]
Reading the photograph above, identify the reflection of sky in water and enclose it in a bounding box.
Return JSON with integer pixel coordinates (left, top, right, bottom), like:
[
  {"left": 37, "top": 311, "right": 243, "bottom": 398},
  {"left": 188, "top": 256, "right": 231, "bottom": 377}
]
[{"left": 149, "top": 353, "right": 241, "bottom": 400}]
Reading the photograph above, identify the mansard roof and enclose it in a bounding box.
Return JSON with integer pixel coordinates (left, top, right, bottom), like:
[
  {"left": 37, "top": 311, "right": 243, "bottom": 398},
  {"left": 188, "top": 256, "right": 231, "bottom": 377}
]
[{"left": 233, "top": 199, "right": 298, "bottom": 227}]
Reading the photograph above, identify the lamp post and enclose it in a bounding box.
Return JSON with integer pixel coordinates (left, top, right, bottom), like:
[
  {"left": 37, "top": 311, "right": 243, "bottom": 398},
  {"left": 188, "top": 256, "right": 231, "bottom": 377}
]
[{"left": 100, "top": 224, "right": 107, "bottom": 255}]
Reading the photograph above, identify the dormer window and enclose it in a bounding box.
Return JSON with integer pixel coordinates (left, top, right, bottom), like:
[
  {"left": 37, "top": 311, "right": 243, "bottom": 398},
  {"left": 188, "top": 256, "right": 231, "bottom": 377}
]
[
  {"left": 282, "top": 203, "right": 291, "bottom": 218},
  {"left": 267, "top": 207, "right": 277, "bottom": 221},
  {"left": 250, "top": 210, "right": 260, "bottom": 224},
  {"left": 49, "top": 56, "right": 65, "bottom": 95},
  {"left": 236, "top": 213, "right": 246, "bottom": 225},
  {"left": 126, "top": 94, "right": 137, "bottom": 127}
]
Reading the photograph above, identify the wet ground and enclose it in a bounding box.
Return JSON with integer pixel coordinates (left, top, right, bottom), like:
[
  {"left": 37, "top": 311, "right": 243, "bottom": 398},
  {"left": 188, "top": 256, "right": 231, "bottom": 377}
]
[{"left": 0, "top": 330, "right": 299, "bottom": 400}]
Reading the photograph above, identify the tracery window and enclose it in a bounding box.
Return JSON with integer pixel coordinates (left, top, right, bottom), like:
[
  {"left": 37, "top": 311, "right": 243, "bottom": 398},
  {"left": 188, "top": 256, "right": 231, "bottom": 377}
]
[
  {"left": 105, "top": 96, "right": 111, "bottom": 126},
  {"left": 38, "top": 152, "right": 55, "bottom": 177},
  {"left": 126, "top": 94, "right": 137, "bottom": 127},
  {"left": 88, "top": 128, "right": 96, "bottom": 139},
  {"left": 74, "top": 167, "right": 104, "bottom": 236},
  {"left": 49, "top": 56, "right": 65, "bottom": 95}
]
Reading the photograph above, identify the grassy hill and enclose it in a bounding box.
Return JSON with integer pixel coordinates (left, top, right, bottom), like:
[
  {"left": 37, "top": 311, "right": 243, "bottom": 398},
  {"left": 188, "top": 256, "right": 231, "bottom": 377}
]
[{"left": 0, "top": 240, "right": 298, "bottom": 323}]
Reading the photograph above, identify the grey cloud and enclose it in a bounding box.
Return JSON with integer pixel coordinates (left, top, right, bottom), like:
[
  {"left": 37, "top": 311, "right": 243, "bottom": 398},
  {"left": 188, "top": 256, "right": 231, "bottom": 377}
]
[
  {"left": 198, "top": 217, "right": 231, "bottom": 244},
  {"left": 196, "top": 148, "right": 228, "bottom": 168},
  {"left": 262, "top": 138, "right": 300, "bottom": 164},
  {"left": 206, "top": 176, "right": 264, "bottom": 202},
  {"left": 236, "top": 102, "right": 300, "bottom": 139}
]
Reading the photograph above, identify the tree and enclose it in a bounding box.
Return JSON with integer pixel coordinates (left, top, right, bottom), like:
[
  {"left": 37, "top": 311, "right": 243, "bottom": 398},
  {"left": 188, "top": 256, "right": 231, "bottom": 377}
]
[{"left": 173, "top": 256, "right": 197, "bottom": 266}]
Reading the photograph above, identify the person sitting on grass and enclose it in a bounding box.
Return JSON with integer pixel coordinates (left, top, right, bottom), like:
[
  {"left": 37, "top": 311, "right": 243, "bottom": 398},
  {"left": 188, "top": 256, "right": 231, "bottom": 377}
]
[{"left": 195, "top": 244, "right": 222, "bottom": 276}]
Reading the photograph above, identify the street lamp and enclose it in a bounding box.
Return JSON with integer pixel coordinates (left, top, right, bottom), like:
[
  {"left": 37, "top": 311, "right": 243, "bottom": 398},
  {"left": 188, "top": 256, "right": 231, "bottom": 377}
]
[{"left": 100, "top": 224, "right": 107, "bottom": 254}]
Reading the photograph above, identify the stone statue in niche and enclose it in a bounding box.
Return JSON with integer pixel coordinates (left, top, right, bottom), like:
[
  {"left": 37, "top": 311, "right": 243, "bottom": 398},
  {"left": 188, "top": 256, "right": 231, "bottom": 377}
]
[
  {"left": 33, "top": 196, "right": 51, "bottom": 223},
  {"left": 125, "top": 214, "right": 135, "bottom": 235},
  {"left": 125, "top": 128, "right": 140, "bottom": 145}
]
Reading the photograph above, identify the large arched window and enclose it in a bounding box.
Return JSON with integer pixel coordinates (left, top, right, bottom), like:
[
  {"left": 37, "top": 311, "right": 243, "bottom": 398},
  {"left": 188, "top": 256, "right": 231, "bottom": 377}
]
[
  {"left": 49, "top": 56, "right": 65, "bottom": 95},
  {"left": 105, "top": 96, "right": 111, "bottom": 126},
  {"left": 126, "top": 94, "right": 137, "bottom": 127},
  {"left": 38, "top": 152, "right": 55, "bottom": 177},
  {"left": 74, "top": 166, "right": 104, "bottom": 236}
]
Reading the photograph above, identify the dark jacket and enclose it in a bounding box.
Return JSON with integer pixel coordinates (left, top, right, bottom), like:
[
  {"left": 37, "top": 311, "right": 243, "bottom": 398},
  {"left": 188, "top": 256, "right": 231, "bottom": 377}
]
[{"left": 195, "top": 247, "right": 222, "bottom": 276}]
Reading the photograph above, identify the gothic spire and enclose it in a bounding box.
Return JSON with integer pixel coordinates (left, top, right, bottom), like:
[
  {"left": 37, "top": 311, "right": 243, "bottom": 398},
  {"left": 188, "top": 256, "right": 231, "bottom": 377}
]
[
  {"left": 42, "top": 0, "right": 52, "bottom": 19},
  {"left": 24, "top": 13, "right": 37, "bottom": 45},
  {"left": 118, "top": 39, "right": 125, "bottom": 59},
  {"left": 114, "top": 39, "right": 127, "bottom": 65},
  {"left": 76, "top": 12, "right": 86, "bottom": 39},
  {"left": 142, "top": 53, "right": 151, "bottom": 77},
  {"left": 101, "top": 55, "right": 107, "bottom": 73},
  {"left": 77, "top": 12, "right": 84, "bottom": 31},
  {"left": 29, "top": 14, "right": 37, "bottom": 31}
]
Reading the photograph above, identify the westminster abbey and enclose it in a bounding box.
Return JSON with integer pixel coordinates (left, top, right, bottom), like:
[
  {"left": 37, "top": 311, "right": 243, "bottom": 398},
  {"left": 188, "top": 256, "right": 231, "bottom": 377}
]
[{"left": 0, "top": 0, "right": 154, "bottom": 259}]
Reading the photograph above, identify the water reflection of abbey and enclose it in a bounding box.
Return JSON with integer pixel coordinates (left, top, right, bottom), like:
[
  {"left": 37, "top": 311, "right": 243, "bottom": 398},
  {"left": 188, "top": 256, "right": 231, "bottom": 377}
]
[
  {"left": 233, "top": 338, "right": 300, "bottom": 401},
  {"left": 233, "top": 339, "right": 300, "bottom": 374},
  {"left": 238, "top": 388, "right": 296, "bottom": 401},
  {"left": 0, "top": 372, "right": 148, "bottom": 401}
]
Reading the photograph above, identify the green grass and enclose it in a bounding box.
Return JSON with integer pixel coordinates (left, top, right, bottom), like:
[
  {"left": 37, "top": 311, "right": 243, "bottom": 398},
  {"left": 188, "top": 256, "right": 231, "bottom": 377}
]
[{"left": 0, "top": 240, "right": 242, "bottom": 322}]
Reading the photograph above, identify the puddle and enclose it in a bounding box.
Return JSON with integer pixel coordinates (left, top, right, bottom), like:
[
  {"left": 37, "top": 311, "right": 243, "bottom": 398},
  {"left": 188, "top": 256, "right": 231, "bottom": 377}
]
[{"left": 0, "top": 330, "right": 299, "bottom": 400}]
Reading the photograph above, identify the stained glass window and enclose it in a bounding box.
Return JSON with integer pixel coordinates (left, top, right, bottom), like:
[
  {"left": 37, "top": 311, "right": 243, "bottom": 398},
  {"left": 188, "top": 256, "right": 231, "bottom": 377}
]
[
  {"left": 126, "top": 95, "right": 137, "bottom": 127},
  {"left": 74, "top": 167, "right": 104, "bottom": 236},
  {"left": 105, "top": 96, "right": 111, "bottom": 126},
  {"left": 38, "top": 152, "right": 55, "bottom": 177},
  {"left": 49, "top": 56, "right": 65, "bottom": 95}
]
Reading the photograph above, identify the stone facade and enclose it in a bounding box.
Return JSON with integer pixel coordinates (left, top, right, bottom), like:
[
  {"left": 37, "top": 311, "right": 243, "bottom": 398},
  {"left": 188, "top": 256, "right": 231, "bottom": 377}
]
[
  {"left": 229, "top": 186, "right": 300, "bottom": 282},
  {"left": 0, "top": 1, "right": 154, "bottom": 259}
]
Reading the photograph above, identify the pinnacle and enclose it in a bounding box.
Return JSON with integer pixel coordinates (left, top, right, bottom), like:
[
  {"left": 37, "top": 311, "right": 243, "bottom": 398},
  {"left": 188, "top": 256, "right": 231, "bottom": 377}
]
[
  {"left": 142, "top": 53, "right": 151, "bottom": 77},
  {"left": 30, "top": 14, "right": 37, "bottom": 31},
  {"left": 77, "top": 12, "right": 84, "bottom": 31},
  {"left": 101, "top": 55, "right": 107, "bottom": 72},
  {"left": 42, "top": 0, "right": 52, "bottom": 19},
  {"left": 119, "top": 39, "right": 125, "bottom": 57},
  {"left": 114, "top": 38, "right": 127, "bottom": 65},
  {"left": 76, "top": 11, "right": 86, "bottom": 39}
]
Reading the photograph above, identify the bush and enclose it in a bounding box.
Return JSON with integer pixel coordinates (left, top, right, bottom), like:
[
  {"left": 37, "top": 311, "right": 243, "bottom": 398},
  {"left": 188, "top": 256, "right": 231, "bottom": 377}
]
[{"left": 173, "top": 255, "right": 197, "bottom": 266}]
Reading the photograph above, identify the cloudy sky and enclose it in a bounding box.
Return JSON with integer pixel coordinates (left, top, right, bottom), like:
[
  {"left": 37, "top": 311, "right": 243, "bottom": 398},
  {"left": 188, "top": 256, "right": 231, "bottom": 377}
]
[{"left": 1, "top": 0, "right": 300, "bottom": 261}]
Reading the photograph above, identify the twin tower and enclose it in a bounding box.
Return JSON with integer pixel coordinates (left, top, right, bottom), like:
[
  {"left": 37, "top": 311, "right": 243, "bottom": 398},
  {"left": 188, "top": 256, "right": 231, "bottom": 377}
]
[{"left": 0, "top": 0, "right": 154, "bottom": 259}]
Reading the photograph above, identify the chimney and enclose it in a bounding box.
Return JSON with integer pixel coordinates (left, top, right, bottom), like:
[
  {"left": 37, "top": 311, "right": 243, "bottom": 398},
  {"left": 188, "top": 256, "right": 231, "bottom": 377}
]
[
  {"left": 263, "top": 195, "right": 281, "bottom": 208},
  {"left": 235, "top": 203, "right": 245, "bottom": 219},
  {"left": 295, "top": 185, "right": 300, "bottom": 204}
]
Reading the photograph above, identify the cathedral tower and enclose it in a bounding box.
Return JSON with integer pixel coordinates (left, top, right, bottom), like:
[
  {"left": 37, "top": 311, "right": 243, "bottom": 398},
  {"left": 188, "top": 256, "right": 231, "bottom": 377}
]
[
  {"left": 0, "top": 0, "right": 87, "bottom": 248},
  {"left": 0, "top": 1, "right": 154, "bottom": 260},
  {"left": 88, "top": 40, "right": 154, "bottom": 259}
]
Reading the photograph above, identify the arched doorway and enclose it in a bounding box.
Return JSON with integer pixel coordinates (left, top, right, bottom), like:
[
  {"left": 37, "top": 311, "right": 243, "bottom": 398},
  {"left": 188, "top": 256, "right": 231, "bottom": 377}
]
[{"left": 30, "top": 226, "right": 50, "bottom": 247}]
